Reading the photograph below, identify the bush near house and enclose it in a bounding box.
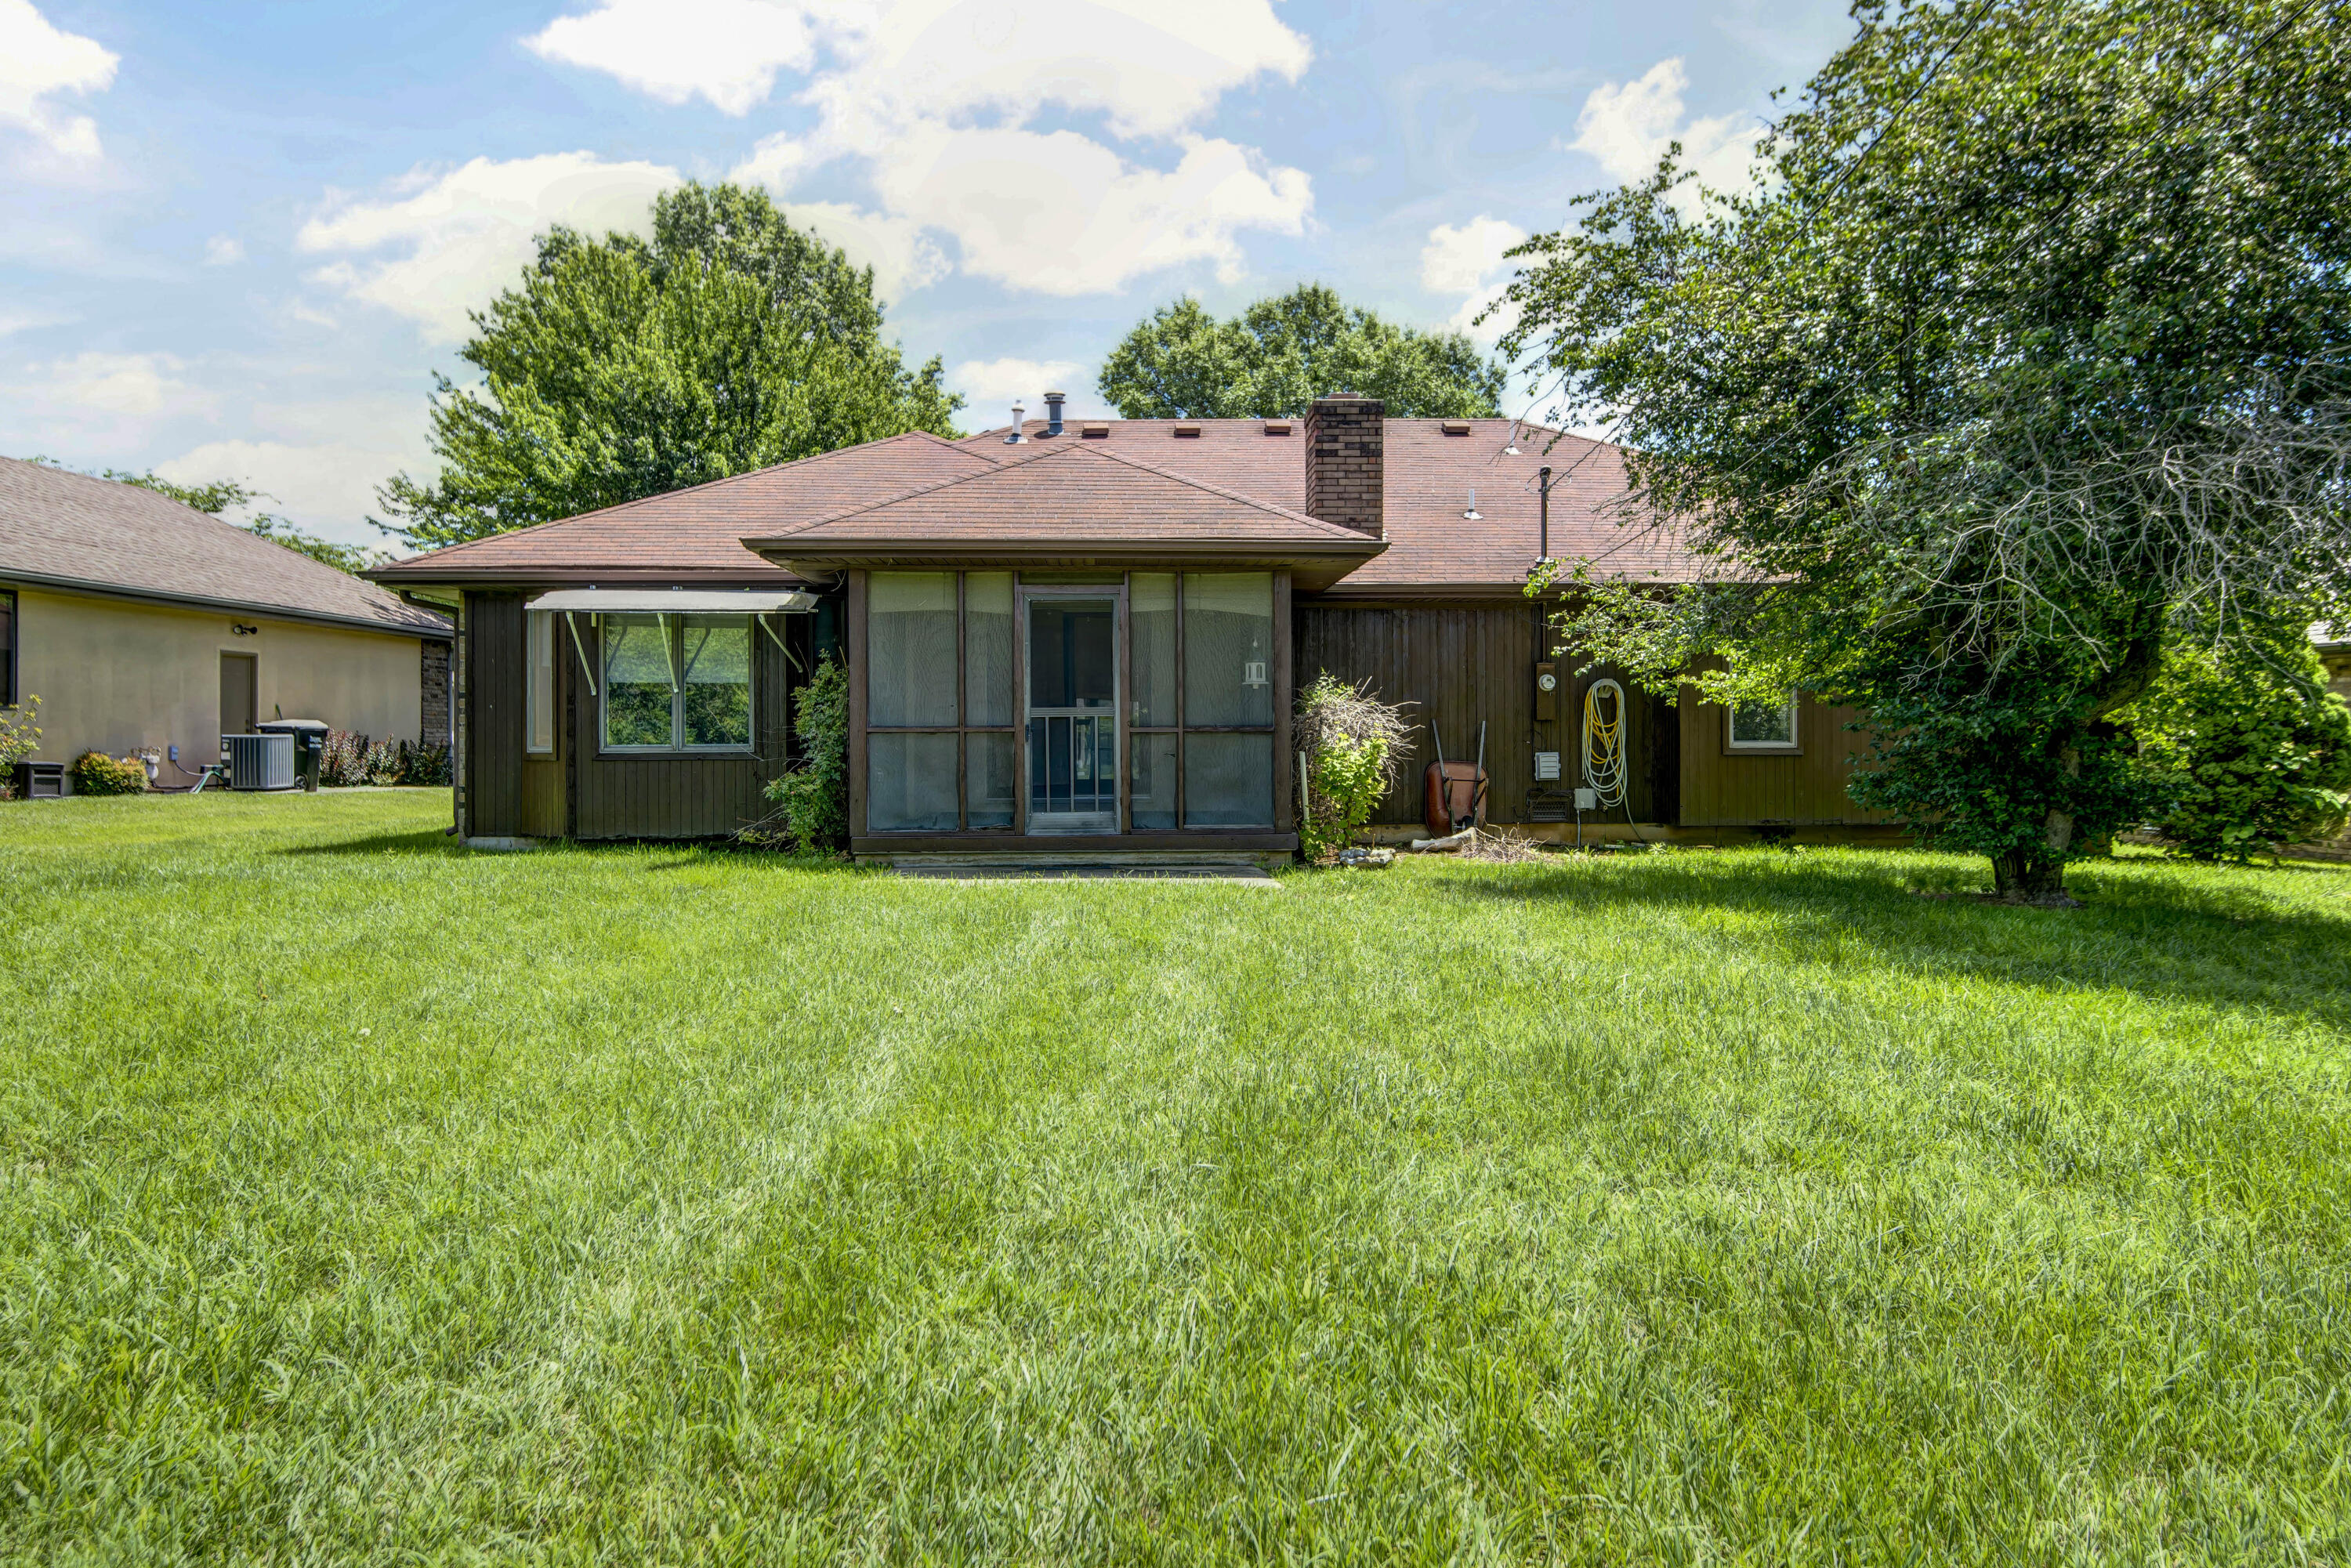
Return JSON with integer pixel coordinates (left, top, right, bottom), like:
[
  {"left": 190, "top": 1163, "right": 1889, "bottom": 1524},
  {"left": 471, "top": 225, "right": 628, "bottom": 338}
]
[
  {"left": 0, "top": 695, "right": 40, "bottom": 799},
  {"left": 68, "top": 750, "right": 147, "bottom": 795},
  {"left": 763, "top": 654, "right": 847, "bottom": 849},
  {"left": 2128, "top": 639, "right": 2351, "bottom": 860},
  {"left": 1295, "top": 672, "right": 1411, "bottom": 864}
]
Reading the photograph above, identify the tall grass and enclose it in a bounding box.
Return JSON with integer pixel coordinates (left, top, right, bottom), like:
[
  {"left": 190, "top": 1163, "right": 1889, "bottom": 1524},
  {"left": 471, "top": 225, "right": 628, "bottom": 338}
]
[{"left": 2, "top": 791, "right": 2347, "bottom": 1563}]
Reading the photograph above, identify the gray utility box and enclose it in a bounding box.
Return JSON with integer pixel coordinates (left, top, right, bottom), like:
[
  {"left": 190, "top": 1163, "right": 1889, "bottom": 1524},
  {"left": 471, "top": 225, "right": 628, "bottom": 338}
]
[
  {"left": 255, "top": 719, "right": 329, "bottom": 791},
  {"left": 223, "top": 732, "right": 296, "bottom": 791}
]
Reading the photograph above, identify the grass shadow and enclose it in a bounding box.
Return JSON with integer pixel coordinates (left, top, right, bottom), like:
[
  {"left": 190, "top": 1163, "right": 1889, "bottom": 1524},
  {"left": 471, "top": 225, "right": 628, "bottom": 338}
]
[
  {"left": 1438, "top": 850, "right": 2351, "bottom": 1034},
  {"left": 277, "top": 830, "right": 466, "bottom": 858}
]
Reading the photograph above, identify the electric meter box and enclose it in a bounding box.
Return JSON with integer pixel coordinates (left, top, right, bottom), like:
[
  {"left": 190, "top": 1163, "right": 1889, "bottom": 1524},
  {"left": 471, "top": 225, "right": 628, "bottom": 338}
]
[{"left": 1574, "top": 788, "right": 1599, "bottom": 811}]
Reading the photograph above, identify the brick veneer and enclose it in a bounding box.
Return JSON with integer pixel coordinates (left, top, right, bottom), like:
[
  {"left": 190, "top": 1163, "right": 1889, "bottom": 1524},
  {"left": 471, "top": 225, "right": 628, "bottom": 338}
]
[
  {"left": 1305, "top": 393, "right": 1385, "bottom": 538},
  {"left": 421, "top": 637, "right": 451, "bottom": 745}
]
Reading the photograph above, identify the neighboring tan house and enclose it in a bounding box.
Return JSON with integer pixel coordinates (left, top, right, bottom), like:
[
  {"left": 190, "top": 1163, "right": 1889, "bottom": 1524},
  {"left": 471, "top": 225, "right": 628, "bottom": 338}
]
[
  {"left": 1, "top": 457, "right": 451, "bottom": 788},
  {"left": 370, "top": 394, "right": 1891, "bottom": 856}
]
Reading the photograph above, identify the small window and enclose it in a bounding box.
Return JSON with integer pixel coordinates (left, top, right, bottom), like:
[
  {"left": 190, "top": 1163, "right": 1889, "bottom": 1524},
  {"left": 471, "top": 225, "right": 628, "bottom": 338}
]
[
  {"left": 526, "top": 610, "right": 556, "bottom": 753},
  {"left": 1728, "top": 694, "right": 1799, "bottom": 749},
  {"left": 600, "top": 614, "right": 754, "bottom": 751}
]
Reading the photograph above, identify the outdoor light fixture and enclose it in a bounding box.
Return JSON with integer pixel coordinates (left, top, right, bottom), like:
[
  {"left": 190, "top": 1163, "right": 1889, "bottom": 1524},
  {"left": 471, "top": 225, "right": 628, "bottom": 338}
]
[{"left": 231, "top": 622, "right": 259, "bottom": 636}]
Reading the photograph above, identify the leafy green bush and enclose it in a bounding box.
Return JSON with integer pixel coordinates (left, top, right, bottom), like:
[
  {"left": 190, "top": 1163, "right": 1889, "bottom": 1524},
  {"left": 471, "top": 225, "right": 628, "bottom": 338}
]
[
  {"left": 71, "top": 750, "right": 147, "bottom": 795},
  {"left": 0, "top": 695, "right": 41, "bottom": 799},
  {"left": 394, "top": 741, "right": 451, "bottom": 787},
  {"left": 1295, "top": 673, "right": 1411, "bottom": 864},
  {"left": 321, "top": 730, "right": 404, "bottom": 787},
  {"left": 762, "top": 656, "right": 848, "bottom": 850},
  {"left": 2126, "top": 638, "right": 2351, "bottom": 861}
]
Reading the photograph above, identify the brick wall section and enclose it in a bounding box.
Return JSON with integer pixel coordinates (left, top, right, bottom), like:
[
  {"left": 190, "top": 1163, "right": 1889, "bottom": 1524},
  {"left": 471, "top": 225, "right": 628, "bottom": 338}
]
[
  {"left": 1305, "top": 393, "right": 1385, "bottom": 538},
  {"left": 421, "top": 638, "right": 451, "bottom": 745}
]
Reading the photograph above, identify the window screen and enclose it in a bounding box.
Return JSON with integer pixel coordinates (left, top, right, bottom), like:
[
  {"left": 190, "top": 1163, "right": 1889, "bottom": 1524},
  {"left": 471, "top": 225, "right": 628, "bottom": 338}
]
[
  {"left": 1130, "top": 573, "right": 1176, "bottom": 727},
  {"left": 965, "top": 573, "right": 1014, "bottom": 727},
  {"left": 868, "top": 731, "right": 959, "bottom": 831},
  {"left": 1183, "top": 572, "right": 1273, "bottom": 726},
  {"left": 1184, "top": 733, "right": 1273, "bottom": 826},
  {"left": 868, "top": 572, "right": 958, "bottom": 727}
]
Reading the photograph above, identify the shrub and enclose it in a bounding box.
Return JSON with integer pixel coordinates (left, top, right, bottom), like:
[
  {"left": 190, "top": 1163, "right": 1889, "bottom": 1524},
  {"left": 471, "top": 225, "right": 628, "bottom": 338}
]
[
  {"left": 394, "top": 741, "right": 451, "bottom": 787},
  {"left": 2126, "top": 636, "right": 2351, "bottom": 861},
  {"left": 761, "top": 656, "right": 848, "bottom": 850},
  {"left": 319, "top": 730, "right": 401, "bottom": 787},
  {"left": 71, "top": 750, "right": 147, "bottom": 795},
  {"left": 0, "top": 695, "right": 41, "bottom": 798},
  {"left": 1295, "top": 673, "right": 1412, "bottom": 864}
]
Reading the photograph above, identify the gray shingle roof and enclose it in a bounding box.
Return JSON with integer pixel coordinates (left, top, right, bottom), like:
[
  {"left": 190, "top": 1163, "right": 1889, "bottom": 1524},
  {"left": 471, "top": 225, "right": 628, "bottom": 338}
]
[{"left": 0, "top": 458, "right": 449, "bottom": 637}]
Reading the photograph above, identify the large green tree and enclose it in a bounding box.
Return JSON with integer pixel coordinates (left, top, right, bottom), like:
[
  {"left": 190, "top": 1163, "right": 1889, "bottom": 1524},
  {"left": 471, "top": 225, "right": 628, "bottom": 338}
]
[
  {"left": 1508, "top": 0, "right": 2351, "bottom": 897},
  {"left": 375, "top": 183, "right": 962, "bottom": 550},
  {"left": 1096, "top": 284, "right": 1505, "bottom": 419}
]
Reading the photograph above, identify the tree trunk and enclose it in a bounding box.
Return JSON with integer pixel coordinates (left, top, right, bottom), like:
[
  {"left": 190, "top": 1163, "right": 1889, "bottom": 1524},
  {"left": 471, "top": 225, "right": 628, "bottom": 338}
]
[{"left": 1990, "top": 848, "right": 2068, "bottom": 899}]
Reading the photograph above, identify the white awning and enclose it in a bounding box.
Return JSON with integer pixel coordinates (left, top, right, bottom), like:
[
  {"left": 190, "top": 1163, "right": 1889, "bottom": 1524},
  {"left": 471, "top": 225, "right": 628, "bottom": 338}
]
[{"left": 527, "top": 588, "right": 818, "bottom": 614}]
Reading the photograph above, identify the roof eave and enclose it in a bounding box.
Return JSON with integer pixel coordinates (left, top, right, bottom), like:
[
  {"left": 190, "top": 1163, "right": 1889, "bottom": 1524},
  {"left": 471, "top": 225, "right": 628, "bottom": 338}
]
[
  {"left": 4, "top": 567, "right": 451, "bottom": 639},
  {"left": 745, "top": 534, "right": 1386, "bottom": 594}
]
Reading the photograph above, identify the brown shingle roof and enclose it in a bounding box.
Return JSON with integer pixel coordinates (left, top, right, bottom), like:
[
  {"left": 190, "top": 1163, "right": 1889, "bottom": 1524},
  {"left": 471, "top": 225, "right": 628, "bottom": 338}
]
[
  {"left": 369, "top": 431, "right": 996, "bottom": 585},
  {"left": 749, "top": 441, "right": 1384, "bottom": 592},
  {"left": 0, "top": 457, "right": 450, "bottom": 636},
  {"left": 367, "top": 418, "right": 1691, "bottom": 595},
  {"left": 958, "top": 417, "right": 1693, "bottom": 594}
]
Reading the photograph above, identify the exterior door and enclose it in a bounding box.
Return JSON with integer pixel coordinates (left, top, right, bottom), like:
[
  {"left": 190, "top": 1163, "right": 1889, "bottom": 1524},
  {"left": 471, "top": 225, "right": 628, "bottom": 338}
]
[
  {"left": 1023, "top": 592, "right": 1119, "bottom": 833},
  {"left": 219, "top": 652, "right": 257, "bottom": 739}
]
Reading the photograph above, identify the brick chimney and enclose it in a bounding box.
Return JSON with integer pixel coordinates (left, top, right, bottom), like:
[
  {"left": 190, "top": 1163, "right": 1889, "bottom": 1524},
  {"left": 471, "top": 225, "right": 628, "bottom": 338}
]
[{"left": 1304, "top": 393, "right": 1383, "bottom": 538}]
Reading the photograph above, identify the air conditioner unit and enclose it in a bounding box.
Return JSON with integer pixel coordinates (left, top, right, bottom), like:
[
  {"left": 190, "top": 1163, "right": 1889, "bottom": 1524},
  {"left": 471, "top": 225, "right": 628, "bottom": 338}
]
[{"left": 223, "top": 732, "right": 295, "bottom": 791}]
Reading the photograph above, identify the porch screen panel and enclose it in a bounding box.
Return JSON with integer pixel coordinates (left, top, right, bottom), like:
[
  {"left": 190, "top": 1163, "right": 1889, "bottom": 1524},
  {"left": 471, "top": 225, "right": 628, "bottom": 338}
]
[
  {"left": 969, "top": 731, "right": 1016, "bottom": 827},
  {"left": 603, "top": 614, "right": 674, "bottom": 748},
  {"left": 1132, "top": 733, "right": 1178, "bottom": 830},
  {"left": 1130, "top": 573, "right": 1176, "bottom": 727},
  {"left": 1183, "top": 573, "right": 1274, "bottom": 726},
  {"left": 868, "top": 572, "right": 958, "bottom": 727},
  {"left": 1184, "top": 733, "right": 1273, "bottom": 826},
  {"left": 868, "top": 731, "right": 959, "bottom": 831},
  {"left": 681, "top": 618, "right": 752, "bottom": 748},
  {"left": 965, "top": 573, "right": 1014, "bottom": 726}
]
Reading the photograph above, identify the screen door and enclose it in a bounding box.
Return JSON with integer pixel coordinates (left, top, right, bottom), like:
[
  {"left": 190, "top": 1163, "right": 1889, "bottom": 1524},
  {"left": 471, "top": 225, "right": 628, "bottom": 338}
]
[{"left": 1024, "top": 594, "right": 1118, "bottom": 831}]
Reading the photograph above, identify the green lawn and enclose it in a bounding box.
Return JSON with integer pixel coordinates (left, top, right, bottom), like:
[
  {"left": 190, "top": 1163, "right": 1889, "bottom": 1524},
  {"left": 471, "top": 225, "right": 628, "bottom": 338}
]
[{"left": 3, "top": 791, "right": 2348, "bottom": 1564}]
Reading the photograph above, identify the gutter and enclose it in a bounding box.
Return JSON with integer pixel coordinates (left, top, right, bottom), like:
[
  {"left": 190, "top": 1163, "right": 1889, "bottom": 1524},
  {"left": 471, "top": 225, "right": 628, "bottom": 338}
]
[{"left": 1, "top": 568, "right": 451, "bottom": 640}]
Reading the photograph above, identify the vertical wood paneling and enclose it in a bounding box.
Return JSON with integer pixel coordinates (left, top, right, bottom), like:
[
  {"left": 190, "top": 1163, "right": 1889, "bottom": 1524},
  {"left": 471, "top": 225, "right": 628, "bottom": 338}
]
[
  {"left": 1675, "top": 689, "right": 1882, "bottom": 826},
  {"left": 464, "top": 592, "right": 524, "bottom": 837}
]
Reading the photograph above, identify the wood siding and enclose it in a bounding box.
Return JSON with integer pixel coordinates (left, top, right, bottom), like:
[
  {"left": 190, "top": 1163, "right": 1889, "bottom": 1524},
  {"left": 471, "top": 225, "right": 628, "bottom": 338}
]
[
  {"left": 1675, "top": 689, "right": 1883, "bottom": 827},
  {"left": 1293, "top": 599, "right": 1670, "bottom": 824},
  {"left": 462, "top": 592, "right": 525, "bottom": 837},
  {"left": 462, "top": 592, "right": 811, "bottom": 840}
]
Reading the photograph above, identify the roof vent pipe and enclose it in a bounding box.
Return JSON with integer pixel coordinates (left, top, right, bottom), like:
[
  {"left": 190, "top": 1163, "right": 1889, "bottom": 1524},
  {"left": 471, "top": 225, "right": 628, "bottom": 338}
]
[
  {"left": 1004, "top": 404, "right": 1025, "bottom": 444},
  {"left": 1042, "top": 390, "right": 1065, "bottom": 437}
]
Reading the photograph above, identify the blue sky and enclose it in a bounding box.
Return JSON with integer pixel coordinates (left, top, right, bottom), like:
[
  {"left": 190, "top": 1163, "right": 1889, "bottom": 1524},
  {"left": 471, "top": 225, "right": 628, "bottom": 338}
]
[{"left": 0, "top": 0, "right": 1857, "bottom": 549}]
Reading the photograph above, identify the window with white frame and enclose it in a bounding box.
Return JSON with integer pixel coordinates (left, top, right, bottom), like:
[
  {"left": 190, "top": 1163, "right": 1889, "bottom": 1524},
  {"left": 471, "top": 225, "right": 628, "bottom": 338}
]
[
  {"left": 527, "top": 610, "right": 556, "bottom": 753},
  {"left": 600, "top": 614, "right": 753, "bottom": 751},
  {"left": 1727, "top": 693, "right": 1799, "bottom": 749}
]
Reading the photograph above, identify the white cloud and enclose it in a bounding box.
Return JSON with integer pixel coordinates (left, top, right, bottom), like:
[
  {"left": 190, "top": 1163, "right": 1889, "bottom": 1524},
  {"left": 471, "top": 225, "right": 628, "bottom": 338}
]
[
  {"left": 1421, "top": 215, "right": 1526, "bottom": 342},
  {"left": 949, "top": 356, "right": 1090, "bottom": 422},
  {"left": 1565, "top": 57, "right": 1761, "bottom": 211},
  {"left": 540, "top": 0, "right": 1315, "bottom": 298},
  {"left": 204, "top": 234, "right": 245, "bottom": 266},
  {"left": 778, "top": 199, "right": 950, "bottom": 299},
  {"left": 154, "top": 438, "right": 422, "bottom": 544},
  {"left": 30, "top": 351, "right": 202, "bottom": 418},
  {"left": 295, "top": 152, "right": 682, "bottom": 342},
  {"left": 0, "top": 0, "right": 118, "bottom": 168},
  {"left": 526, "top": 0, "right": 822, "bottom": 116}
]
